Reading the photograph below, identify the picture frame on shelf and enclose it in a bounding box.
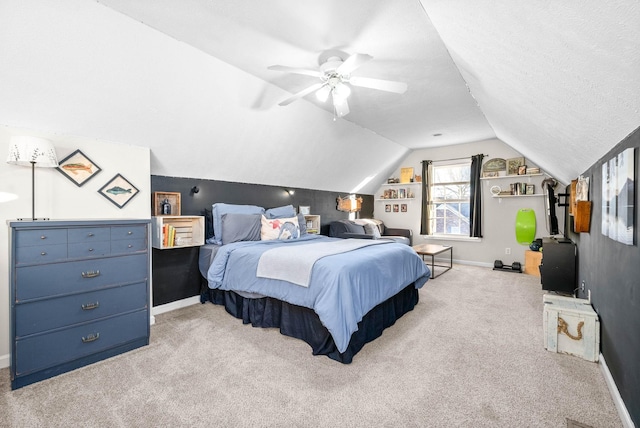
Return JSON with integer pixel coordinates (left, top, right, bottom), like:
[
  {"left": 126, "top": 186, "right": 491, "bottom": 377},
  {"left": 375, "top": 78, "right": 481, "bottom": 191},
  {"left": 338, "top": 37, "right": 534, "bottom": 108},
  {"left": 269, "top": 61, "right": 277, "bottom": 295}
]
[
  {"left": 299, "top": 206, "right": 310, "bottom": 215},
  {"left": 483, "top": 171, "right": 499, "bottom": 178},
  {"left": 400, "top": 167, "right": 414, "bottom": 183},
  {"left": 398, "top": 188, "right": 406, "bottom": 199},
  {"left": 526, "top": 184, "right": 535, "bottom": 195},
  {"left": 56, "top": 149, "right": 102, "bottom": 187},
  {"left": 507, "top": 157, "right": 525, "bottom": 175},
  {"left": 518, "top": 165, "right": 527, "bottom": 175},
  {"left": 98, "top": 174, "right": 139, "bottom": 209}
]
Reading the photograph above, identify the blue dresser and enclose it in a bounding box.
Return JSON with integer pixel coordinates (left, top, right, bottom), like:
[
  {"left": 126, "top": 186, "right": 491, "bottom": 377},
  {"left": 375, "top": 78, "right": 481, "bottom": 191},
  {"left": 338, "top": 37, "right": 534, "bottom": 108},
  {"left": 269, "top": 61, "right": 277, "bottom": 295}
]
[{"left": 8, "top": 219, "right": 150, "bottom": 389}]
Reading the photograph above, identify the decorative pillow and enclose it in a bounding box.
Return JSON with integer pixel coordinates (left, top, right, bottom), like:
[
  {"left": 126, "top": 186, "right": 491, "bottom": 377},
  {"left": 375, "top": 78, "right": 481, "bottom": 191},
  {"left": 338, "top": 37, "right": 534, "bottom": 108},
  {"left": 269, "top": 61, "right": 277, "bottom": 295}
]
[
  {"left": 363, "top": 223, "right": 381, "bottom": 239},
  {"left": 297, "top": 213, "right": 307, "bottom": 235},
  {"left": 221, "top": 213, "right": 262, "bottom": 244},
  {"left": 211, "top": 203, "right": 265, "bottom": 245},
  {"left": 261, "top": 215, "right": 300, "bottom": 240},
  {"left": 265, "top": 204, "right": 296, "bottom": 219}
]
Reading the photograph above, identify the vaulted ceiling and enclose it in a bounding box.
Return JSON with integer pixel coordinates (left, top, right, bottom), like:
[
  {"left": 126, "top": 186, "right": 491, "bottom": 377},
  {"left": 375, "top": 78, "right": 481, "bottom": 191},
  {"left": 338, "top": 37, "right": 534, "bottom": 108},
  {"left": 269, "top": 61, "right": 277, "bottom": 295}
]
[{"left": 1, "top": 0, "right": 638, "bottom": 194}]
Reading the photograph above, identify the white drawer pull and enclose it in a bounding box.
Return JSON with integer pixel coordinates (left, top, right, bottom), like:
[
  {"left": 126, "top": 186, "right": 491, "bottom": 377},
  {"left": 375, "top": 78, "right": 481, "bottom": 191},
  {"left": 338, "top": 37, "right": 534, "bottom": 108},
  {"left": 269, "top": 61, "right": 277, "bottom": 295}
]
[
  {"left": 88, "top": 233, "right": 94, "bottom": 237},
  {"left": 40, "top": 252, "right": 47, "bottom": 256},
  {"left": 127, "top": 231, "right": 133, "bottom": 235},
  {"left": 81, "top": 270, "right": 100, "bottom": 278},
  {"left": 88, "top": 248, "right": 94, "bottom": 252},
  {"left": 40, "top": 235, "right": 47, "bottom": 240}
]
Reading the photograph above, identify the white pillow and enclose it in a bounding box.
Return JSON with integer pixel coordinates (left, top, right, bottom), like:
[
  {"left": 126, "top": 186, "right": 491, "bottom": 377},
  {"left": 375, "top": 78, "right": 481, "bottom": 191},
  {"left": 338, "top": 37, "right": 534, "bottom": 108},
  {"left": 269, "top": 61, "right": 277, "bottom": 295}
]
[
  {"left": 260, "top": 215, "right": 300, "bottom": 240},
  {"left": 363, "top": 223, "right": 381, "bottom": 239}
]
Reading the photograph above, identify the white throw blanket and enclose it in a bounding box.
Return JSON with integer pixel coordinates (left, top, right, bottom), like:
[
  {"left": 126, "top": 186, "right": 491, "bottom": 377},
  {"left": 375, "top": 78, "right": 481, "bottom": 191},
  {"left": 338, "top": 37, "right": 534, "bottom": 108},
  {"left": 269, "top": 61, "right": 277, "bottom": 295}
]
[{"left": 256, "top": 239, "right": 390, "bottom": 287}]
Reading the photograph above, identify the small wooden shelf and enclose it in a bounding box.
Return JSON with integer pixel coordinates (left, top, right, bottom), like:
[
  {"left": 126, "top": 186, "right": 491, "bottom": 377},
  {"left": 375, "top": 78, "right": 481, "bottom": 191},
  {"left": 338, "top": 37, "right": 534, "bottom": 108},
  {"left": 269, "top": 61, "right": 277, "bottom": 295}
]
[
  {"left": 152, "top": 216, "right": 204, "bottom": 249},
  {"left": 304, "top": 215, "right": 321, "bottom": 235}
]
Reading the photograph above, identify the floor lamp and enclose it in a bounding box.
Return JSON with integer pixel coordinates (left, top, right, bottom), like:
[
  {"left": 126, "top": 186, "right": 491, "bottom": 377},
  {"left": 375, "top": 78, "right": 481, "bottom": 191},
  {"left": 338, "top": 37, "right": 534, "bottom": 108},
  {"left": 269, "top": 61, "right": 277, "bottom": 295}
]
[{"left": 6, "top": 136, "right": 59, "bottom": 221}]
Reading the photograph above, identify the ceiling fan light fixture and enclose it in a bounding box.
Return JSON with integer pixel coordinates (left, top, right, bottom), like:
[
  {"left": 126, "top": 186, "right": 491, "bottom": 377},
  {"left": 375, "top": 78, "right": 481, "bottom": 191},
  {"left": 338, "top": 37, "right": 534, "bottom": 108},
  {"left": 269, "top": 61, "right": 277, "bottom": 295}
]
[
  {"left": 332, "top": 82, "right": 351, "bottom": 101},
  {"left": 315, "top": 85, "right": 331, "bottom": 102}
]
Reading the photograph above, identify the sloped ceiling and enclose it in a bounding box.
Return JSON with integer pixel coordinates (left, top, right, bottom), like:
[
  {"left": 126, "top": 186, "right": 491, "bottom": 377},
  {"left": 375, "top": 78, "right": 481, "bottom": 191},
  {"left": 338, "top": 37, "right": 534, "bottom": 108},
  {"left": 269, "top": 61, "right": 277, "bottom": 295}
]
[{"left": 1, "top": 0, "right": 638, "bottom": 193}]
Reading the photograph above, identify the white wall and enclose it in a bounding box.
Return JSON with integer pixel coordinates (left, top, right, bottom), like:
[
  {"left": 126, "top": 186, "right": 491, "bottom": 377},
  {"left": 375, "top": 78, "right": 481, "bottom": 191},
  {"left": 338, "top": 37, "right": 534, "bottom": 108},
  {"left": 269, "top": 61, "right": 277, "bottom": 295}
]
[
  {"left": 374, "top": 138, "right": 565, "bottom": 265},
  {"left": 0, "top": 125, "right": 151, "bottom": 368}
]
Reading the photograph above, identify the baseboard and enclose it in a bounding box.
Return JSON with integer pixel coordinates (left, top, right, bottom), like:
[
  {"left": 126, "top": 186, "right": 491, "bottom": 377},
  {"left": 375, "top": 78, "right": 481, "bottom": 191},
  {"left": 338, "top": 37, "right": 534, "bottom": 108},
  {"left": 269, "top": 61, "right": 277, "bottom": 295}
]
[
  {"left": 151, "top": 295, "right": 201, "bottom": 317},
  {"left": 600, "top": 353, "right": 636, "bottom": 428},
  {"left": 0, "top": 353, "right": 9, "bottom": 370}
]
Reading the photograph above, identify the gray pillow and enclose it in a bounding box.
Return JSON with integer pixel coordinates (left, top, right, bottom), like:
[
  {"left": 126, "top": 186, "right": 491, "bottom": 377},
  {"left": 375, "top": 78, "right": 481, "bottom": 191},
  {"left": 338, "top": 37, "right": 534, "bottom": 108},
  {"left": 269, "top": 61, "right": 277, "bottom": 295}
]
[
  {"left": 297, "top": 213, "right": 307, "bottom": 235},
  {"left": 221, "top": 213, "right": 262, "bottom": 244},
  {"left": 265, "top": 204, "right": 296, "bottom": 219},
  {"left": 363, "top": 223, "right": 381, "bottom": 239}
]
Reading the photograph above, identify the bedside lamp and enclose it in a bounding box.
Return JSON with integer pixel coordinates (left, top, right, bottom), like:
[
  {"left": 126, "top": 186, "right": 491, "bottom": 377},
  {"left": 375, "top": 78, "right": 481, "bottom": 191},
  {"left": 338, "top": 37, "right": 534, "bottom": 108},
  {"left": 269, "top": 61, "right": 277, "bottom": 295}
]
[{"left": 6, "top": 136, "right": 58, "bottom": 220}]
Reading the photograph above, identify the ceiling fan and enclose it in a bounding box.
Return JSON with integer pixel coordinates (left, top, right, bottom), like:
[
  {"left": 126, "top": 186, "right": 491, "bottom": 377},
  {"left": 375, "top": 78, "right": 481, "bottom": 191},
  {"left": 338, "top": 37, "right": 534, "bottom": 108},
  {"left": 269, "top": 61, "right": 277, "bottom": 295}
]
[{"left": 268, "top": 52, "right": 407, "bottom": 117}]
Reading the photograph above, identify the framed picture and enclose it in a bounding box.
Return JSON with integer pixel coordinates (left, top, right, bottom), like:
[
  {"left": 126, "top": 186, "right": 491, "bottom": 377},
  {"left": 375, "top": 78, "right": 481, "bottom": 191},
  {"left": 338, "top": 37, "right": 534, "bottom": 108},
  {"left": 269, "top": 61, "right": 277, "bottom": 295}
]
[
  {"left": 98, "top": 174, "right": 140, "bottom": 209},
  {"left": 56, "top": 149, "right": 102, "bottom": 187},
  {"left": 299, "top": 206, "right": 311, "bottom": 215},
  {"left": 483, "top": 171, "right": 499, "bottom": 178},
  {"left": 526, "top": 184, "right": 535, "bottom": 195},
  {"left": 393, "top": 204, "right": 399, "bottom": 213},
  {"left": 385, "top": 204, "right": 391, "bottom": 212},
  {"left": 400, "top": 167, "right": 414, "bottom": 183},
  {"left": 506, "top": 157, "right": 525, "bottom": 175},
  {"left": 398, "top": 188, "right": 406, "bottom": 199},
  {"left": 482, "top": 158, "right": 506, "bottom": 172},
  {"left": 518, "top": 165, "right": 527, "bottom": 175},
  {"left": 401, "top": 204, "right": 407, "bottom": 212}
]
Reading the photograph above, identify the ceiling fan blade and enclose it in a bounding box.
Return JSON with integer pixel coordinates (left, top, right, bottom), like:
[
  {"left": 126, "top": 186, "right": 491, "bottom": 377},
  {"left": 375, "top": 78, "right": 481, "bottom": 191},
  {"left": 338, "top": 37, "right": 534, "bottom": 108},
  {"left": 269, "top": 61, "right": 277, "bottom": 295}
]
[
  {"left": 278, "top": 82, "right": 326, "bottom": 106},
  {"left": 336, "top": 53, "right": 372, "bottom": 75},
  {"left": 333, "top": 95, "right": 350, "bottom": 117},
  {"left": 267, "top": 65, "right": 323, "bottom": 78},
  {"left": 348, "top": 76, "right": 408, "bottom": 94}
]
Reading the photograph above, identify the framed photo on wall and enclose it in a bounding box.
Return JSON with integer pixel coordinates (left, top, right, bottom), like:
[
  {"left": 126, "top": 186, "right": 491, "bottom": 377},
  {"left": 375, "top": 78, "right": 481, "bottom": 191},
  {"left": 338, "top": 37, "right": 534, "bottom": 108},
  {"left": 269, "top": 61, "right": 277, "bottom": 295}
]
[
  {"left": 385, "top": 204, "right": 391, "bottom": 212},
  {"left": 99, "top": 174, "right": 139, "bottom": 209},
  {"left": 56, "top": 149, "right": 102, "bottom": 187}
]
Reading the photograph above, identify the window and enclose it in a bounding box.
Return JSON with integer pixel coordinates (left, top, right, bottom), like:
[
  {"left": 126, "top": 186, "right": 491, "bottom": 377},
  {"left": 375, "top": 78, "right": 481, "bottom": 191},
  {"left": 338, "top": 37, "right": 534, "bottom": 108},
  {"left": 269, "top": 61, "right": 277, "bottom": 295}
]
[{"left": 429, "top": 162, "right": 471, "bottom": 235}]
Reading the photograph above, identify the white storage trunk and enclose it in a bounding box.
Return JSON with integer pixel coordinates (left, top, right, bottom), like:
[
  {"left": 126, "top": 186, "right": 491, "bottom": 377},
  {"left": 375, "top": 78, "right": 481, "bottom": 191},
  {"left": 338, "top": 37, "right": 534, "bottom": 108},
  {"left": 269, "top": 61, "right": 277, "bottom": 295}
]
[{"left": 543, "top": 294, "right": 600, "bottom": 362}]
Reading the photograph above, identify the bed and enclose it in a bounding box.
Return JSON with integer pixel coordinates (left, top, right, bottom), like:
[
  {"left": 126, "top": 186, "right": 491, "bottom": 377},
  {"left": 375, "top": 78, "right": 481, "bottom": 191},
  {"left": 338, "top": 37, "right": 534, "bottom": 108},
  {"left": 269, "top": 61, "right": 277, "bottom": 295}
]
[{"left": 199, "top": 203, "right": 431, "bottom": 363}]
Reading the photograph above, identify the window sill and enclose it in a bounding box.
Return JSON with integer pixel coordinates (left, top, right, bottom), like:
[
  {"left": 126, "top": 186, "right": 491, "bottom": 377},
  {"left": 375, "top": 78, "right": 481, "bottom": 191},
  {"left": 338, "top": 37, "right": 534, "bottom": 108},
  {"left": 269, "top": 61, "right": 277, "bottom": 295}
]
[{"left": 421, "top": 235, "right": 482, "bottom": 243}]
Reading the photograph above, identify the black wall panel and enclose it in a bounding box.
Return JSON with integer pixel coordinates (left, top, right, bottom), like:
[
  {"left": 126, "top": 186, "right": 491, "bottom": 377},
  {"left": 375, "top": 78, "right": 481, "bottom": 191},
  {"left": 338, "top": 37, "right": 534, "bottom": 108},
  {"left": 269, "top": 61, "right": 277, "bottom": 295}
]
[
  {"left": 571, "top": 126, "right": 639, "bottom": 425},
  {"left": 150, "top": 175, "right": 374, "bottom": 305}
]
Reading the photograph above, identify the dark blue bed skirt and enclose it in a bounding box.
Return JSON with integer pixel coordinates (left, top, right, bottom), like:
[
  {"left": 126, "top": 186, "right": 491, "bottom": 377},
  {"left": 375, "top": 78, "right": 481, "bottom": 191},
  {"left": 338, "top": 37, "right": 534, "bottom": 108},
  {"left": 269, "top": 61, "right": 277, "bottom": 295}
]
[{"left": 201, "top": 283, "right": 419, "bottom": 364}]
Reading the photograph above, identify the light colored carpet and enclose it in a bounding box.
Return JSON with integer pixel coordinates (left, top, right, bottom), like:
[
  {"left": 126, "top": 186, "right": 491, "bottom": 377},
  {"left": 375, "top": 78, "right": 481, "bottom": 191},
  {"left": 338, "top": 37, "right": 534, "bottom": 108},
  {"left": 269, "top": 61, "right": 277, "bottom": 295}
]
[{"left": 0, "top": 264, "right": 622, "bottom": 427}]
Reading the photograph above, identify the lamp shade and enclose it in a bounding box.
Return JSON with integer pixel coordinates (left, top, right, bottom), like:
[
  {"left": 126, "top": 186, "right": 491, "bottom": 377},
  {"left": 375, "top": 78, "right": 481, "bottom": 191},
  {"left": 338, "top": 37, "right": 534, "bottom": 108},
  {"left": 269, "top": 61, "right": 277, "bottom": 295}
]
[{"left": 6, "top": 136, "right": 58, "bottom": 167}]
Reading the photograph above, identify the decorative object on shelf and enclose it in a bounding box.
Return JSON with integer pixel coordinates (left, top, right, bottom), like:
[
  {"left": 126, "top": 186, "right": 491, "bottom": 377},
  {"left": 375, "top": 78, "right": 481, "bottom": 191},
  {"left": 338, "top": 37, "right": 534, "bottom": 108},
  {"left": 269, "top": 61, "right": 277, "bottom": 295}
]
[
  {"left": 299, "top": 205, "right": 311, "bottom": 215},
  {"left": 526, "top": 184, "right": 535, "bottom": 195},
  {"left": 400, "top": 167, "right": 414, "bottom": 183},
  {"left": 153, "top": 191, "right": 181, "bottom": 216},
  {"left": 161, "top": 198, "right": 172, "bottom": 215},
  {"left": 483, "top": 171, "right": 499, "bottom": 178},
  {"left": 506, "top": 157, "right": 525, "bottom": 175},
  {"left": 336, "top": 194, "right": 362, "bottom": 212},
  {"left": 414, "top": 175, "right": 422, "bottom": 182},
  {"left": 526, "top": 167, "right": 540, "bottom": 174},
  {"left": 98, "top": 174, "right": 140, "bottom": 208},
  {"left": 517, "top": 165, "right": 527, "bottom": 175},
  {"left": 602, "top": 147, "right": 634, "bottom": 245},
  {"left": 56, "top": 149, "right": 101, "bottom": 187},
  {"left": 398, "top": 188, "right": 406, "bottom": 199},
  {"left": 482, "top": 158, "right": 506, "bottom": 173},
  {"left": 490, "top": 185, "right": 501, "bottom": 196},
  {"left": 6, "top": 135, "right": 59, "bottom": 220}
]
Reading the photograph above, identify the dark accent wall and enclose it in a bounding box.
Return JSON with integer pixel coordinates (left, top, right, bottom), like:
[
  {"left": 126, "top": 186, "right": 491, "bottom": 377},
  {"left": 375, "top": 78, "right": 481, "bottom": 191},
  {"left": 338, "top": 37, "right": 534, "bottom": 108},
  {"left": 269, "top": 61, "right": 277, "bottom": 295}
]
[
  {"left": 150, "top": 175, "right": 374, "bottom": 305},
  {"left": 570, "top": 126, "right": 639, "bottom": 425}
]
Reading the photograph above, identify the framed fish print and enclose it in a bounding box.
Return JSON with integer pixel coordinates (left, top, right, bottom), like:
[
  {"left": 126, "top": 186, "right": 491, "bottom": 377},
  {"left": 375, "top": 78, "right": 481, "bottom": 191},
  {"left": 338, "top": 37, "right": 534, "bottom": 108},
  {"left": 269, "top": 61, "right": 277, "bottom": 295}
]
[
  {"left": 98, "top": 174, "right": 139, "bottom": 208},
  {"left": 56, "top": 149, "right": 102, "bottom": 186}
]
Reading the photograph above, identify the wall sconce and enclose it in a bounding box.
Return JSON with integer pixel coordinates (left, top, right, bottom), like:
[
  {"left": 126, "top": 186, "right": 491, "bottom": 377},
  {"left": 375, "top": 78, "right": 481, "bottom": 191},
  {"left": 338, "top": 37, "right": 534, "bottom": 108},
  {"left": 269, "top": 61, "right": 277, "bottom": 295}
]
[
  {"left": 285, "top": 189, "right": 295, "bottom": 196},
  {"left": 6, "top": 136, "right": 58, "bottom": 220},
  {"left": 190, "top": 186, "right": 200, "bottom": 195},
  {"left": 336, "top": 195, "right": 362, "bottom": 213}
]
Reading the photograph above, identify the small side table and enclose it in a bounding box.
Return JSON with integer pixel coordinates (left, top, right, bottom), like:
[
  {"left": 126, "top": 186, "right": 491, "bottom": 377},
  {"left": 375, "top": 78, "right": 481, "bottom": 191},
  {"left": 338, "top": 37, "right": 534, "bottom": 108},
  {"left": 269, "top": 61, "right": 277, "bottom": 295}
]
[
  {"left": 524, "top": 250, "right": 542, "bottom": 276},
  {"left": 412, "top": 244, "right": 452, "bottom": 279}
]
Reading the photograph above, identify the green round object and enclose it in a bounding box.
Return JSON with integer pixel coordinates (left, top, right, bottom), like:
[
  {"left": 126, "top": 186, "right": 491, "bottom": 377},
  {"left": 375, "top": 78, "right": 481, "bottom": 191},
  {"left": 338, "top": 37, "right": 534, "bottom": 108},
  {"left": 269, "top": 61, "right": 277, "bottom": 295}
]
[{"left": 516, "top": 208, "right": 536, "bottom": 245}]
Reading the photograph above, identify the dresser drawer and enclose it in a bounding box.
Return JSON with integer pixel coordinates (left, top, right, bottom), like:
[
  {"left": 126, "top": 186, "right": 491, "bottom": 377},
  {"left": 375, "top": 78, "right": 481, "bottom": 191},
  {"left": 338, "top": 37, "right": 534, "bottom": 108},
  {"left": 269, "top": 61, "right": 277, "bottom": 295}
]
[
  {"left": 15, "top": 253, "right": 148, "bottom": 301},
  {"left": 111, "top": 238, "right": 147, "bottom": 254},
  {"left": 111, "top": 225, "right": 147, "bottom": 241},
  {"left": 15, "top": 243, "right": 68, "bottom": 265},
  {"left": 15, "top": 282, "right": 148, "bottom": 337},
  {"left": 14, "top": 310, "right": 148, "bottom": 376},
  {"left": 68, "top": 227, "right": 111, "bottom": 243},
  {"left": 68, "top": 240, "right": 111, "bottom": 259},
  {"left": 15, "top": 229, "right": 67, "bottom": 247}
]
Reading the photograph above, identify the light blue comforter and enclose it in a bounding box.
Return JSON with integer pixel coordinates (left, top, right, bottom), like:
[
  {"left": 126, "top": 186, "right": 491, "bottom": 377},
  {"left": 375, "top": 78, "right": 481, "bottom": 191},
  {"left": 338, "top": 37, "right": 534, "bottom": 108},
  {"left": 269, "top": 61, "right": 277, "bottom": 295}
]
[{"left": 207, "top": 235, "right": 431, "bottom": 353}]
